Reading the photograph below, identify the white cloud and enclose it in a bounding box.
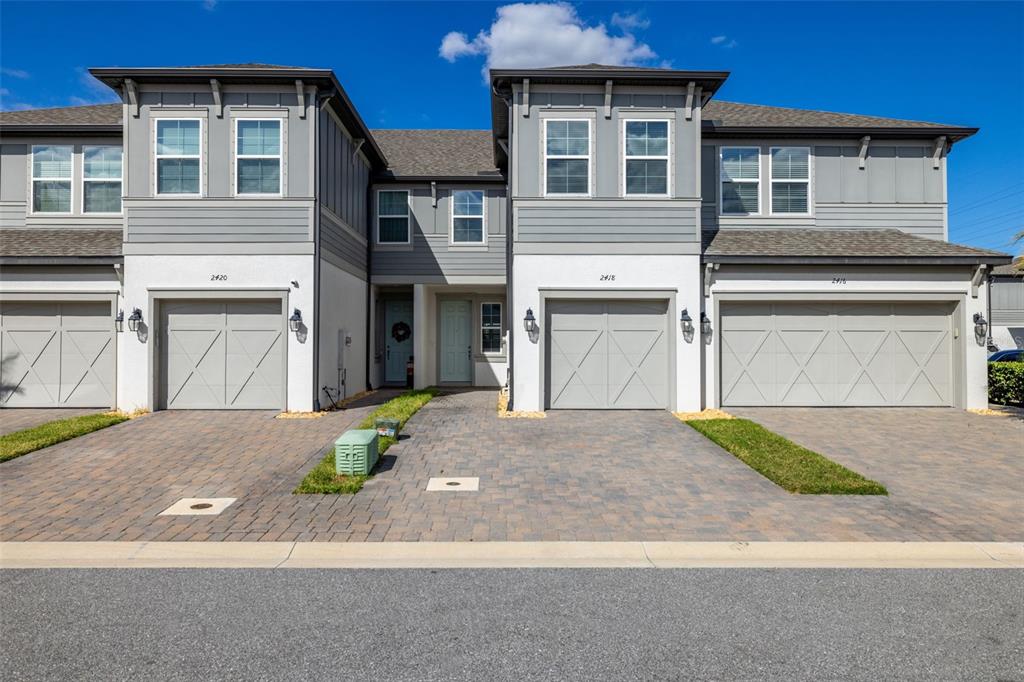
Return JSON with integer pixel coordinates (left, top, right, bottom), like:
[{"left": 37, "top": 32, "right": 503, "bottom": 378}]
[
  {"left": 202, "top": 0, "right": 217, "bottom": 10},
  {"left": 71, "top": 67, "right": 120, "bottom": 105},
  {"left": 439, "top": 3, "right": 657, "bottom": 76},
  {"left": 710, "top": 35, "right": 737, "bottom": 48},
  {"left": 1, "top": 67, "right": 30, "bottom": 79},
  {"left": 0, "top": 87, "right": 9, "bottom": 96},
  {"left": 611, "top": 12, "right": 649, "bottom": 31}
]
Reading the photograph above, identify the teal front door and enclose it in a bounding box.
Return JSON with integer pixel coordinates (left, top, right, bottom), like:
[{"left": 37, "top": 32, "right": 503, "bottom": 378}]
[
  {"left": 439, "top": 300, "right": 472, "bottom": 383},
  {"left": 384, "top": 300, "right": 413, "bottom": 384}
]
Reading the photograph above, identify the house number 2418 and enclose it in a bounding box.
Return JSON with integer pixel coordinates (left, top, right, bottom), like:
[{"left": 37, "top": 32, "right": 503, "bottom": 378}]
[{"left": 600, "top": 274, "right": 616, "bottom": 281}]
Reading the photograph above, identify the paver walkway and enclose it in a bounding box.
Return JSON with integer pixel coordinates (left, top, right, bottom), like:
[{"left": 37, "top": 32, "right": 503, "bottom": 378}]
[
  {"left": 1, "top": 390, "right": 1021, "bottom": 542},
  {"left": 0, "top": 409, "right": 103, "bottom": 436}
]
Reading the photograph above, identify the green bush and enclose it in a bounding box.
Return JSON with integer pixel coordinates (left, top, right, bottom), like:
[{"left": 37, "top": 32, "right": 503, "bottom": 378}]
[{"left": 988, "top": 361, "right": 1024, "bottom": 406}]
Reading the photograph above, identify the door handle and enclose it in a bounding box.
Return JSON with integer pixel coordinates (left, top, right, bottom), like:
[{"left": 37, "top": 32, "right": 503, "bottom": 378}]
[{"left": 387, "top": 346, "right": 390, "bottom": 360}]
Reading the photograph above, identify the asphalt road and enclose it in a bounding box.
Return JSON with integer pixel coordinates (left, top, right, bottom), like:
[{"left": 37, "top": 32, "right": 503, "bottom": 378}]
[{"left": 1, "top": 568, "right": 1021, "bottom": 681}]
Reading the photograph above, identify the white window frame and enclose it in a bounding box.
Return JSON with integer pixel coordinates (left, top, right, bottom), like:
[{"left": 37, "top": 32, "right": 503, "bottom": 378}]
[
  {"left": 480, "top": 301, "right": 503, "bottom": 355},
  {"left": 233, "top": 118, "right": 283, "bottom": 197},
  {"left": 376, "top": 188, "right": 411, "bottom": 245},
  {"left": 81, "top": 145, "right": 123, "bottom": 215},
  {"left": 449, "top": 189, "right": 487, "bottom": 245},
  {"left": 621, "top": 118, "right": 672, "bottom": 197},
  {"left": 542, "top": 118, "right": 592, "bottom": 198},
  {"left": 718, "top": 146, "right": 762, "bottom": 216},
  {"left": 29, "top": 144, "right": 73, "bottom": 215},
  {"left": 768, "top": 146, "right": 812, "bottom": 216},
  {"left": 154, "top": 117, "right": 203, "bottom": 197}
]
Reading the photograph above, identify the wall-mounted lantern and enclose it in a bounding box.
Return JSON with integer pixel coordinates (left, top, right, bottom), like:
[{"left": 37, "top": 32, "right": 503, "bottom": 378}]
[
  {"left": 289, "top": 308, "right": 303, "bottom": 332},
  {"left": 523, "top": 308, "right": 537, "bottom": 333},
  {"left": 700, "top": 312, "right": 712, "bottom": 336},
  {"left": 680, "top": 308, "right": 693, "bottom": 335},
  {"left": 115, "top": 309, "right": 124, "bottom": 333},
  {"left": 973, "top": 313, "right": 989, "bottom": 338},
  {"left": 127, "top": 308, "right": 143, "bottom": 333}
]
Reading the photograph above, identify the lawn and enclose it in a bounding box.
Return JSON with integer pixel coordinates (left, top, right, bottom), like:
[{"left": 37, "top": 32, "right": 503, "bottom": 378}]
[
  {"left": 294, "top": 388, "right": 438, "bottom": 494},
  {"left": 0, "top": 412, "right": 130, "bottom": 463},
  {"left": 687, "top": 418, "right": 887, "bottom": 495}
]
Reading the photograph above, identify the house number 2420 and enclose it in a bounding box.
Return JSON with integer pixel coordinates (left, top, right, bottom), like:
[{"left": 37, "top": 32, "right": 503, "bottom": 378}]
[
  {"left": 210, "top": 274, "right": 228, "bottom": 281},
  {"left": 600, "top": 274, "right": 616, "bottom": 281}
]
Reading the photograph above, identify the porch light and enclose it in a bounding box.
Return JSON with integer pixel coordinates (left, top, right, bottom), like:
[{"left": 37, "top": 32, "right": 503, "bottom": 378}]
[
  {"left": 289, "top": 308, "right": 303, "bottom": 332},
  {"left": 973, "top": 313, "right": 989, "bottom": 338},
  {"left": 700, "top": 312, "right": 712, "bottom": 336},
  {"left": 523, "top": 308, "right": 537, "bottom": 333},
  {"left": 680, "top": 308, "right": 693, "bottom": 335},
  {"left": 115, "top": 309, "right": 124, "bottom": 333},
  {"left": 127, "top": 308, "right": 143, "bottom": 332}
]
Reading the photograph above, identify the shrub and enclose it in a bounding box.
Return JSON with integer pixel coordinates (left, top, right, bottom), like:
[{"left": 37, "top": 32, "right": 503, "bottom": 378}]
[{"left": 988, "top": 361, "right": 1024, "bottom": 406}]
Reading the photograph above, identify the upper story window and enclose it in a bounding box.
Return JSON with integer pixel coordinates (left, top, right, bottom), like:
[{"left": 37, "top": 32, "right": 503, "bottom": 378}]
[
  {"left": 720, "top": 147, "right": 760, "bottom": 215},
  {"left": 481, "top": 302, "right": 503, "bottom": 354},
  {"left": 156, "top": 119, "right": 201, "bottom": 195},
  {"left": 377, "top": 189, "right": 410, "bottom": 244},
  {"left": 451, "top": 190, "right": 485, "bottom": 244},
  {"left": 770, "top": 147, "right": 810, "bottom": 214},
  {"left": 31, "top": 145, "right": 72, "bottom": 214},
  {"left": 83, "top": 145, "right": 122, "bottom": 214},
  {"left": 236, "top": 119, "right": 281, "bottom": 195},
  {"left": 544, "top": 119, "right": 590, "bottom": 196},
  {"left": 624, "top": 120, "right": 670, "bottom": 196}
]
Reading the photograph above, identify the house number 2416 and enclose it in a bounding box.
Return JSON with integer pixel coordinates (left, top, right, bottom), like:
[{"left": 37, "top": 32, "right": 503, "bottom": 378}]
[{"left": 831, "top": 276, "right": 847, "bottom": 284}]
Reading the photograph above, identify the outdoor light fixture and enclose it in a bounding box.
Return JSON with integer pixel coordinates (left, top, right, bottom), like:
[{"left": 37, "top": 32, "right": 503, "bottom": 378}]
[
  {"left": 289, "top": 308, "right": 303, "bottom": 332},
  {"left": 127, "top": 308, "right": 143, "bottom": 332},
  {"left": 680, "top": 308, "right": 693, "bottom": 335},
  {"left": 700, "top": 312, "right": 712, "bottom": 336},
  {"left": 973, "top": 313, "right": 989, "bottom": 338},
  {"left": 115, "top": 309, "right": 124, "bottom": 332},
  {"left": 523, "top": 308, "right": 537, "bottom": 333}
]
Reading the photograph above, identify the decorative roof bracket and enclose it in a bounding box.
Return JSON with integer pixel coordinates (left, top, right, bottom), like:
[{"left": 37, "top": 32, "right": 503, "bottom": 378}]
[
  {"left": 604, "top": 80, "right": 613, "bottom": 119},
  {"left": 932, "top": 135, "right": 947, "bottom": 169},
  {"left": 295, "top": 80, "right": 306, "bottom": 118},
  {"left": 430, "top": 181, "right": 437, "bottom": 208},
  {"left": 858, "top": 135, "right": 871, "bottom": 169},
  {"left": 210, "top": 79, "right": 223, "bottom": 118},
  {"left": 522, "top": 78, "right": 530, "bottom": 117},
  {"left": 351, "top": 138, "right": 364, "bottom": 163},
  {"left": 684, "top": 81, "right": 695, "bottom": 121},
  {"left": 124, "top": 78, "right": 139, "bottom": 118},
  {"left": 704, "top": 262, "right": 719, "bottom": 297},
  {"left": 971, "top": 263, "right": 987, "bottom": 298}
]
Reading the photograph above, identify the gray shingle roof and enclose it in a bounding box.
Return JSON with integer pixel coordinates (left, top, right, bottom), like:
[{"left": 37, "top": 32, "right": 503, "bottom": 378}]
[
  {"left": 704, "top": 100, "right": 962, "bottom": 131},
  {"left": 991, "top": 258, "right": 1023, "bottom": 276},
  {"left": 0, "top": 229, "right": 123, "bottom": 260},
  {"left": 702, "top": 229, "right": 1011, "bottom": 265},
  {"left": 0, "top": 103, "right": 121, "bottom": 127},
  {"left": 371, "top": 129, "right": 501, "bottom": 179}
]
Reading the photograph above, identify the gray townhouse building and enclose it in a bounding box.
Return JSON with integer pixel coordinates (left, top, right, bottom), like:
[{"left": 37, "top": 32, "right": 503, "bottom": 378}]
[{"left": 0, "top": 63, "right": 1011, "bottom": 413}]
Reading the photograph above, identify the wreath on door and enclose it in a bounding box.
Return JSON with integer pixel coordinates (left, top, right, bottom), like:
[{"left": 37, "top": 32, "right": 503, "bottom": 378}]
[{"left": 391, "top": 321, "right": 412, "bottom": 343}]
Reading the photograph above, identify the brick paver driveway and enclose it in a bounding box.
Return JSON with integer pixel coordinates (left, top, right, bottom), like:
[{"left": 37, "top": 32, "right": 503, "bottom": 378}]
[
  {"left": 1, "top": 390, "right": 1020, "bottom": 542},
  {"left": 0, "top": 409, "right": 103, "bottom": 436}
]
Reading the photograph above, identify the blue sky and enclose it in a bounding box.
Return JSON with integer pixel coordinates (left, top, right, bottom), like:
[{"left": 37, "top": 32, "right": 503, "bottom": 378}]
[{"left": 1, "top": 1, "right": 1020, "bottom": 253}]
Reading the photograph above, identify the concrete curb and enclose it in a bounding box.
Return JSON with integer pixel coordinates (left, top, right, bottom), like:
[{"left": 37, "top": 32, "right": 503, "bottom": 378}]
[{"left": 1, "top": 541, "right": 1021, "bottom": 569}]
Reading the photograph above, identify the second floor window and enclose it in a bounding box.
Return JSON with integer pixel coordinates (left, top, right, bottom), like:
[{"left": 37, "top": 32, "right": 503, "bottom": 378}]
[
  {"left": 31, "top": 145, "right": 72, "bottom": 213},
  {"left": 156, "top": 119, "right": 201, "bottom": 195},
  {"left": 770, "top": 147, "right": 810, "bottom": 214},
  {"left": 545, "top": 119, "right": 590, "bottom": 195},
  {"left": 721, "top": 147, "right": 760, "bottom": 215},
  {"left": 83, "top": 146, "right": 122, "bottom": 213},
  {"left": 451, "top": 190, "right": 485, "bottom": 243},
  {"left": 377, "top": 190, "right": 409, "bottom": 243},
  {"left": 236, "top": 119, "right": 282, "bottom": 195},
  {"left": 624, "top": 120, "right": 669, "bottom": 196}
]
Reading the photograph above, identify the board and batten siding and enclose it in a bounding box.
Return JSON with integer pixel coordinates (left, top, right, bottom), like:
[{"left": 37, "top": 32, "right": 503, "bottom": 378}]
[
  {"left": 371, "top": 184, "right": 506, "bottom": 281},
  {"left": 700, "top": 142, "right": 947, "bottom": 239},
  {"left": 991, "top": 276, "right": 1024, "bottom": 326},
  {"left": 317, "top": 105, "right": 371, "bottom": 278}
]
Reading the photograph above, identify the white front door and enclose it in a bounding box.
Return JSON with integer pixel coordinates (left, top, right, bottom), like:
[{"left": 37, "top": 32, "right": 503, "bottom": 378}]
[
  {"left": 384, "top": 300, "right": 413, "bottom": 384},
  {"left": 440, "top": 300, "right": 472, "bottom": 383}
]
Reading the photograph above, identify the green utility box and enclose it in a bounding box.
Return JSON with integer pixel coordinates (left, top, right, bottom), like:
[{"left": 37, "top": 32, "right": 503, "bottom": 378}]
[
  {"left": 375, "top": 418, "right": 400, "bottom": 439},
  {"left": 334, "top": 429, "right": 379, "bottom": 476}
]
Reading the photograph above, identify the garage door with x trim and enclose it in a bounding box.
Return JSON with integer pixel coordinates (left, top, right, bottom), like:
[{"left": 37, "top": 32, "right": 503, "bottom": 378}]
[
  {"left": 720, "top": 301, "right": 954, "bottom": 407},
  {"left": 161, "top": 300, "right": 285, "bottom": 410},
  {"left": 546, "top": 300, "right": 669, "bottom": 409}
]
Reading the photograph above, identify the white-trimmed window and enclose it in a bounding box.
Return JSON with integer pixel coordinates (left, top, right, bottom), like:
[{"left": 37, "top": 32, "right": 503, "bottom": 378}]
[
  {"left": 31, "top": 145, "right": 72, "bottom": 213},
  {"left": 624, "top": 120, "right": 670, "bottom": 196},
  {"left": 720, "top": 146, "right": 760, "bottom": 215},
  {"left": 82, "top": 145, "right": 122, "bottom": 214},
  {"left": 770, "top": 146, "right": 810, "bottom": 214},
  {"left": 236, "top": 119, "right": 281, "bottom": 195},
  {"left": 544, "top": 119, "right": 590, "bottom": 196},
  {"left": 377, "top": 189, "right": 410, "bottom": 243},
  {"left": 481, "top": 302, "right": 503, "bottom": 354},
  {"left": 451, "top": 189, "right": 485, "bottom": 244},
  {"left": 155, "top": 119, "right": 201, "bottom": 195}
]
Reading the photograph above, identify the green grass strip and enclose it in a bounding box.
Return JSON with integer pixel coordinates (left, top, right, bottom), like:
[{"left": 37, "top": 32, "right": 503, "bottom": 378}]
[
  {"left": 687, "top": 418, "right": 887, "bottom": 495},
  {"left": 0, "top": 412, "right": 129, "bottom": 463},
  {"left": 294, "top": 388, "right": 439, "bottom": 495}
]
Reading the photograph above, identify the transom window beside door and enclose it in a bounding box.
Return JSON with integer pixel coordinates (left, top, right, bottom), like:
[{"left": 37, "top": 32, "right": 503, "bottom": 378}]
[
  {"left": 624, "top": 120, "right": 669, "bottom": 195},
  {"left": 156, "top": 119, "right": 201, "bottom": 195},
  {"left": 31, "top": 145, "right": 72, "bottom": 213},
  {"left": 377, "top": 190, "right": 410, "bottom": 243},
  {"left": 481, "top": 303, "right": 503, "bottom": 354},
  {"left": 544, "top": 119, "right": 590, "bottom": 195},
  {"left": 451, "top": 190, "right": 485, "bottom": 243},
  {"left": 236, "top": 119, "right": 282, "bottom": 195},
  {"left": 83, "top": 146, "right": 122, "bottom": 213},
  {"left": 720, "top": 147, "right": 760, "bottom": 215},
  {"left": 770, "top": 147, "right": 810, "bottom": 214}
]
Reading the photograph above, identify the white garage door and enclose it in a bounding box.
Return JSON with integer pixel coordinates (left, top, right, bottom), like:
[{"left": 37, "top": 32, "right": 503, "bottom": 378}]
[
  {"left": 161, "top": 300, "right": 285, "bottom": 410},
  {"left": 720, "top": 301, "right": 954, "bottom": 407},
  {"left": 0, "top": 300, "right": 115, "bottom": 408},
  {"left": 546, "top": 300, "right": 669, "bottom": 409}
]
